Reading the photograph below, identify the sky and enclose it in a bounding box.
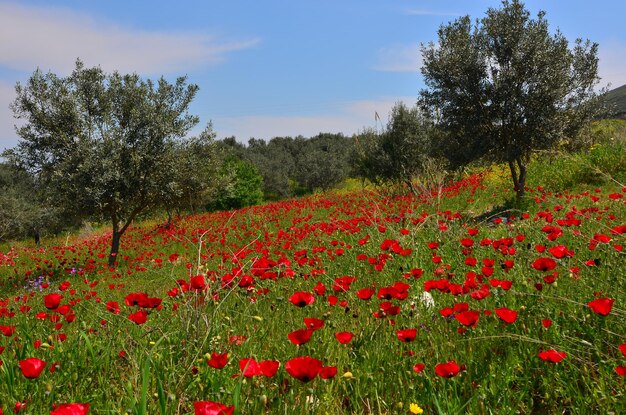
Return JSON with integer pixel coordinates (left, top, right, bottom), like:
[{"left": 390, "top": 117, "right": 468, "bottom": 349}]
[{"left": 1, "top": 0, "right": 625, "bottom": 150}]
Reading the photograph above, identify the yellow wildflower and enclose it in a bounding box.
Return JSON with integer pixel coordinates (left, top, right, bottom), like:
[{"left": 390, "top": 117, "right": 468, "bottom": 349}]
[{"left": 409, "top": 403, "right": 424, "bottom": 414}]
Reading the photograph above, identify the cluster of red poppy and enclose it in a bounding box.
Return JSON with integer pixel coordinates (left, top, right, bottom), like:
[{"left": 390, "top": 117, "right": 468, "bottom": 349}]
[{"left": 0, "top": 175, "right": 623, "bottom": 412}]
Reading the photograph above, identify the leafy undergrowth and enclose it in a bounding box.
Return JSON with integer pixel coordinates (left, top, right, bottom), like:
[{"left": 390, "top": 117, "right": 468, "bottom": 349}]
[{"left": 0, "top": 170, "right": 625, "bottom": 415}]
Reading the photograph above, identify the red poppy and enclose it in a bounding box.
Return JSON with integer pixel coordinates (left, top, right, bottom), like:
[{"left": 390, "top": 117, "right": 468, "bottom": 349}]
[
  {"left": 239, "top": 358, "right": 262, "bottom": 377},
  {"left": 50, "top": 403, "right": 90, "bottom": 415},
  {"left": 289, "top": 292, "right": 315, "bottom": 307},
  {"left": 19, "top": 357, "right": 46, "bottom": 379},
  {"left": 285, "top": 356, "right": 323, "bottom": 382},
  {"left": 189, "top": 275, "right": 206, "bottom": 290},
  {"left": 303, "top": 318, "right": 324, "bottom": 331},
  {"left": 313, "top": 282, "right": 326, "bottom": 296},
  {"left": 547, "top": 245, "right": 574, "bottom": 258},
  {"left": 396, "top": 328, "right": 417, "bottom": 342},
  {"left": 455, "top": 310, "right": 480, "bottom": 327},
  {"left": 288, "top": 328, "right": 313, "bottom": 345},
  {"left": 207, "top": 352, "right": 228, "bottom": 369},
  {"left": 320, "top": 366, "right": 337, "bottom": 379},
  {"left": 538, "top": 349, "right": 567, "bottom": 363},
  {"left": 588, "top": 298, "right": 614, "bottom": 316},
  {"left": 356, "top": 287, "right": 375, "bottom": 300},
  {"left": 495, "top": 308, "right": 518, "bottom": 324},
  {"left": 105, "top": 301, "right": 120, "bottom": 314},
  {"left": 435, "top": 361, "right": 461, "bottom": 378},
  {"left": 228, "top": 335, "right": 246, "bottom": 345},
  {"left": 44, "top": 293, "right": 62, "bottom": 310},
  {"left": 412, "top": 363, "right": 425, "bottom": 373},
  {"left": 531, "top": 258, "right": 557, "bottom": 272},
  {"left": 335, "top": 332, "right": 353, "bottom": 344},
  {"left": 619, "top": 343, "right": 626, "bottom": 357},
  {"left": 128, "top": 310, "right": 148, "bottom": 325},
  {"left": 460, "top": 238, "right": 474, "bottom": 247},
  {"left": 193, "top": 401, "right": 234, "bottom": 415},
  {"left": 259, "top": 360, "right": 280, "bottom": 377},
  {"left": 615, "top": 366, "right": 626, "bottom": 376},
  {"left": 0, "top": 325, "right": 15, "bottom": 337}
]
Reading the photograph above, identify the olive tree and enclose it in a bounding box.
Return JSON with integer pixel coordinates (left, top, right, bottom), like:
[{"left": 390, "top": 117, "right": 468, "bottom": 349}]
[
  {"left": 9, "top": 60, "right": 200, "bottom": 266},
  {"left": 353, "top": 103, "right": 435, "bottom": 190},
  {"left": 420, "top": 0, "right": 602, "bottom": 197}
]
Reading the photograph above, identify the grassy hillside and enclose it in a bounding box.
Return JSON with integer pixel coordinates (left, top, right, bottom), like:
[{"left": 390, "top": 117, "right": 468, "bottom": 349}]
[
  {"left": 603, "top": 84, "right": 626, "bottom": 119},
  {"left": 0, "top": 140, "right": 625, "bottom": 414}
]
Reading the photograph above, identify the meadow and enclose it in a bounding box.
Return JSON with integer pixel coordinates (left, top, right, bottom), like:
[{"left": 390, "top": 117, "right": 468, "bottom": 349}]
[{"left": 0, "top": 150, "right": 625, "bottom": 414}]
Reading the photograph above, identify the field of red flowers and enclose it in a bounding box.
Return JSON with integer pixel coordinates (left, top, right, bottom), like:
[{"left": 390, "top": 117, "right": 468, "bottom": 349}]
[{"left": 0, "top": 171, "right": 625, "bottom": 414}]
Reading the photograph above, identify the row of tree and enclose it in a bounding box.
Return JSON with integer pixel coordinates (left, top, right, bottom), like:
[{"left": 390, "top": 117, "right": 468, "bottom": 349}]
[{"left": 1, "top": 0, "right": 605, "bottom": 267}]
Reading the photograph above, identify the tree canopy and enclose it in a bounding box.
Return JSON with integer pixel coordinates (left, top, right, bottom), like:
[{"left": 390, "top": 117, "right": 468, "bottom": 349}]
[
  {"left": 420, "top": 0, "right": 602, "bottom": 197},
  {"left": 353, "top": 103, "right": 435, "bottom": 189},
  {"left": 8, "top": 60, "right": 200, "bottom": 266}
]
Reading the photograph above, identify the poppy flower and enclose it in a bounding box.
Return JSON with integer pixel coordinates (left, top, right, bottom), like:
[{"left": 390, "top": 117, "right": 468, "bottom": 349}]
[
  {"left": 288, "top": 328, "right": 313, "bottom": 345},
  {"left": 189, "top": 275, "right": 206, "bottom": 290},
  {"left": 239, "top": 358, "right": 262, "bottom": 377},
  {"left": 105, "top": 301, "right": 120, "bottom": 314},
  {"left": 285, "top": 356, "right": 323, "bottom": 382},
  {"left": 289, "top": 292, "right": 315, "bottom": 307},
  {"left": 588, "top": 298, "right": 614, "bottom": 316},
  {"left": 547, "top": 245, "right": 574, "bottom": 258},
  {"left": 455, "top": 310, "right": 480, "bottom": 327},
  {"left": 538, "top": 349, "right": 567, "bottom": 363},
  {"left": 396, "top": 328, "right": 417, "bottom": 342},
  {"left": 228, "top": 336, "right": 246, "bottom": 345},
  {"left": 0, "top": 325, "right": 15, "bottom": 337},
  {"left": 303, "top": 318, "right": 324, "bottom": 331},
  {"left": 435, "top": 361, "right": 461, "bottom": 378},
  {"left": 495, "top": 308, "right": 518, "bottom": 324},
  {"left": 356, "top": 287, "right": 375, "bottom": 300},
  {"left": 259, "top": 360, "right": 280, "bottom": 377},
  {"left": 615, "top": 366, "right": 626, "bottom": 376},
  {"left": 128, "top": 310, "right": 148, "bottom": 325},
  {"left": 193, "top": 401, "right": 234, "bottom": 415},
  {"left": 44, "top": 293, "right": 62, "bottom": 310},
  {"left": 320, "top": 366, "right": 337, "bottom": 379},
  {"left": 412, "top": 363, "right": 425, "bottom": 373},
  {"left": 619, "top": 343, "right": 626, "bottom": 357},
  {"left": 460, "top": 238, "right": 474, "bottom": 247},
  {"left": 335, "top": 332, "right": 353, "bottom": 344},
  {"left": 313, "top": 282, "right": 326, "bottom": 296},
  {"left": 531, "top": 258, "right": 557, "bottom": 272},
  {"left": 207, "top": 352, "right": 228, "bottom": 369},
  {"left": 50, "top": 403, "right": 90, "bottom": 415},
  {"left": 19, "top": 357, "right": 46, "bottom": 379}
]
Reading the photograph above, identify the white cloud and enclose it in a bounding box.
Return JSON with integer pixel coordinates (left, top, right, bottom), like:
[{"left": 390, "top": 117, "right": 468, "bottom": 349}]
[
  {"left": 598, "top": 40, "right": 626, "bottom": 89},
  {"left": 214, "top": 96, "right": 417, "bottom": 142},
  {"left": 0, "top": 2, "right": 260, "bottom": 76},
  {"left": 374, "top": 44, "right": 423, "bottom": 72}
]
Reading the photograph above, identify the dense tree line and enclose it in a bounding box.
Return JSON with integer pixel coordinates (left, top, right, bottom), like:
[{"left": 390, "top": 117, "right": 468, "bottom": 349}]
[{"left": 1, "top": 0, "right": 605, "bottom": 266}]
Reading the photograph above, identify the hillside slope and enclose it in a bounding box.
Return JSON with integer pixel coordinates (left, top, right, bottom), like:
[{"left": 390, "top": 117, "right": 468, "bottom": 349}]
[{"left": 604, "top": 83, "right": 626, "bottom": 119}]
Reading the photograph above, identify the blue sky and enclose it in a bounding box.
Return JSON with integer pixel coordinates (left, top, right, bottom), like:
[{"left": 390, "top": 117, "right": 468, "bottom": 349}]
[{"left": 1, "top": 0, "right": 625, "bottom": 150}]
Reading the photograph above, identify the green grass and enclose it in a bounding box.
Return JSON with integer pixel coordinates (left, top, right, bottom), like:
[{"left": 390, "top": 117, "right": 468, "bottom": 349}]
[{"left": 0, "top": 144, "right": 625, "bottom": 414}]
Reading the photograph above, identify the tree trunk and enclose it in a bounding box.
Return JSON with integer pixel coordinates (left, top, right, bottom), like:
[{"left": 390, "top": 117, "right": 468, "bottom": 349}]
[
  {"left": 166, "top": 209, "right": 173, "bottom": 228},
  {"left": 108, "top": 228, "right": 121, "bottom": 268},
  {"left": 508, "top": 158, "right": 527, "bottom": 198},
  {"left": 33, "top": 228, "right": 41, "bottom": 246}
]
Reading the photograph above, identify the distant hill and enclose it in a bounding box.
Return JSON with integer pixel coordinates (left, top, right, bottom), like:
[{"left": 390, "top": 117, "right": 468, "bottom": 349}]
[{"left": 603, "top": 84, "right": 626, "bottom": 119}]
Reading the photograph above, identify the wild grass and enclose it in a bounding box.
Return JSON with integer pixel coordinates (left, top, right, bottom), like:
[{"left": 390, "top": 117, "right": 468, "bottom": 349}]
[{"left": 0, "top": 142, "right": 625, "bottom": 414}]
